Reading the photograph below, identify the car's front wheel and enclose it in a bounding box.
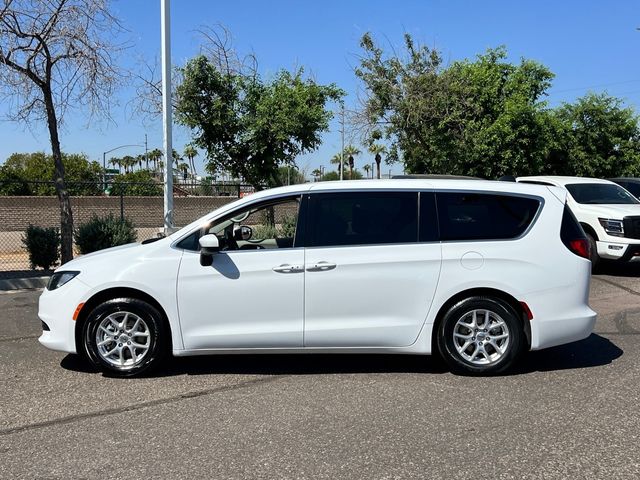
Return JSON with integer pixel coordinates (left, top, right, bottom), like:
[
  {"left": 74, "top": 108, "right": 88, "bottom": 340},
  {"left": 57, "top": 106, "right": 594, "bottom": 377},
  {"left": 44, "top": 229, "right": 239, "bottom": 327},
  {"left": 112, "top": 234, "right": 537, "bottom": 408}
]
[
  {"left": 437, "top": 296, "right": 525, "bottom": 375},
  {"left": 81, "top": 298, "right": 167, "bottom": 377},
  {"left": 586, "top": 233, "right": 600, "bottom": 272}
]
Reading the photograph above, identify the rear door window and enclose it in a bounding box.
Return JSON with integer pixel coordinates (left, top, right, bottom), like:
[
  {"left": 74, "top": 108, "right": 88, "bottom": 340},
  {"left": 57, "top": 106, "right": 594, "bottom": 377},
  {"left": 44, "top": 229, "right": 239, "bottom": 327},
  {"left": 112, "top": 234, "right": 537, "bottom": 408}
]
[
  {"left": 436, "top": 192, "right": 540, "bottom": 241},
  {"left": 308, "top": 192, "right": 418, "bottom": 247}
]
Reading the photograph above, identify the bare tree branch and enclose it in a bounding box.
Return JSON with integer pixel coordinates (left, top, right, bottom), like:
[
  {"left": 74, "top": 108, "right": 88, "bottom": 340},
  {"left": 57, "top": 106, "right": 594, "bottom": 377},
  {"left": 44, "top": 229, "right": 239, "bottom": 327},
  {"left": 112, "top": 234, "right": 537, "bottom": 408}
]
[{"left": 0, "top": 0, "right": 128, "bottom": 262}]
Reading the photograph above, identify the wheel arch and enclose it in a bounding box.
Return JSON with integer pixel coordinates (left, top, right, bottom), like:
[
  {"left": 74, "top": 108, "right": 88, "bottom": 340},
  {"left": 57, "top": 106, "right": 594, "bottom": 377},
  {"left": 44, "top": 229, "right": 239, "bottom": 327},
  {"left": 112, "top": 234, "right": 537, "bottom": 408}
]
[
  {"left": 75, "top": 287, "right": 173, "bottom": 355},
  {"left": 430, "top": 287, "right": 532, "bottom": 354},
  {"left": 580, "top": 222, "right": 598, "bottom": 241}
]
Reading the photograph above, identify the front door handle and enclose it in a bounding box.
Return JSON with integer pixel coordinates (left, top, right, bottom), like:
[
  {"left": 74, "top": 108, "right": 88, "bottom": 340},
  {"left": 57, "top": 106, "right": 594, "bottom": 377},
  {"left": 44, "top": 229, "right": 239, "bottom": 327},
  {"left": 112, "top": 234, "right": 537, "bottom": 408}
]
[
  {"left": 272, "top": 264, "right": 304, "bottom": 273},
  {"left": 306, "top": 261, "right": 337, "bottom": 272}
]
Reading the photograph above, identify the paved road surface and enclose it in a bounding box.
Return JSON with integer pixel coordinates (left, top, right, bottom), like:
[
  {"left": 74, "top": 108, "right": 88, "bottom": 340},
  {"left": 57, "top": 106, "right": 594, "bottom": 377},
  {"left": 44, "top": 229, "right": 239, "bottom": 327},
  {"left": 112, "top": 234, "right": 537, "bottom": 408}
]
[{"left": 1, "top": 267, "right": 639, "bottom": 479}]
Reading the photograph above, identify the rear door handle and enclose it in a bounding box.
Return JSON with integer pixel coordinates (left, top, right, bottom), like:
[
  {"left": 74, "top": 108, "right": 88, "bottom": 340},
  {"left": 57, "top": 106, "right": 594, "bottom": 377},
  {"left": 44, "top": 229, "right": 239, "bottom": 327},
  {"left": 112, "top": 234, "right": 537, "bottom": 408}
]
[
  {"left": 272, "top": 264, "right": 304, "bottom": 273},
  {"left": 306, "top": 261, "right": 337, "bottom": 272}
]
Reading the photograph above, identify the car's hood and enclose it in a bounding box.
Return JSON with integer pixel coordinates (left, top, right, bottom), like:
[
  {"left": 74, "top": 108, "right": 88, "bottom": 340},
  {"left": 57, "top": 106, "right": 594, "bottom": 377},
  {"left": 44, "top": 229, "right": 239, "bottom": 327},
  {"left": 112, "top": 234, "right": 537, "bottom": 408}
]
[
  {"left": 56, "top": 242, "right": 142, "bottom": 271},
  {"left": 576, "top": 203, "right": 640, "bottom": 219}
]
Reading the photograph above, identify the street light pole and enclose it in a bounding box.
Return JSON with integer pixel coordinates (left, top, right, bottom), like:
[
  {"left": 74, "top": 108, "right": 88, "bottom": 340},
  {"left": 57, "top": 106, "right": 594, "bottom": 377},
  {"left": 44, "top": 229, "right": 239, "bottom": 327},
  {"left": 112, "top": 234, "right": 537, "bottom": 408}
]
[
  {"left": 161, "top": 0, "right": 174, "bottom": 232},
  {"left": 340, "top": 104, "right": 345, "bottom": 181}
]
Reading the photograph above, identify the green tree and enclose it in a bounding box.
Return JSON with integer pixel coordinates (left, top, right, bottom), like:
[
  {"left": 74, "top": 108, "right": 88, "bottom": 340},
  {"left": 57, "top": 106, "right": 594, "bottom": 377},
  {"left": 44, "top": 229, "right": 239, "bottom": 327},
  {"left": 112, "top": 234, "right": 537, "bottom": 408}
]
[
  {"left": 267, "top": 165, "right": 307, "bottom": 187},
  {"left": 111, "top": 170, "right": 162, "bottom": 196},
  {"left": 0, "top": 152, "right": 102, "bottom": 195},
  {"left": 363, "top": 164, "right": 371, "bottom": 178},
  {"left": 356, "top": 35, "right": 555, "bottom": 178},
  {"left": 550, "top": 93, "right": 640, "bottom": 177},
  {"left": 321, "top": 169, "right": 362, "bottom": 181},
  {"left": 175, "top": 55, "right": 343, "bottom": 189}
]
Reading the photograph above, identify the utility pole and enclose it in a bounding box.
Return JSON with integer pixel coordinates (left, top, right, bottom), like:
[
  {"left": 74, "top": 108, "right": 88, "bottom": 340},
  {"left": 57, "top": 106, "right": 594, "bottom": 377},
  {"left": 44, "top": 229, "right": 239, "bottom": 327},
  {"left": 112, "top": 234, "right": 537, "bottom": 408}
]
[
  {"left": 144, "top": 134, "right": 148, "bottom": 169},
  {"left": 340, "top": 104, "right": 345, "bottom": 181},
  {"left": 161, "top": 0, "right": 174, "bottom": 232}
]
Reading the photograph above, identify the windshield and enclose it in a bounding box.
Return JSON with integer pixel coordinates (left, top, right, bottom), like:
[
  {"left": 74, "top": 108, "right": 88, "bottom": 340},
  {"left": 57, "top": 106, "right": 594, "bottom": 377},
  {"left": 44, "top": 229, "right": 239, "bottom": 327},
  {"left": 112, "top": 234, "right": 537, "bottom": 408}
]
[{"left": 566, "top": 183, "right": 639, "bottom": 205}]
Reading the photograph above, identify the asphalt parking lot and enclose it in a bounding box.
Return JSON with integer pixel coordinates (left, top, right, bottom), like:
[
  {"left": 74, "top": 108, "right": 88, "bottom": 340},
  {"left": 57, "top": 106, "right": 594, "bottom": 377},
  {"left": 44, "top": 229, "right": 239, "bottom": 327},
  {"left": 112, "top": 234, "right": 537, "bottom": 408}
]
[{"left": 1, "top": 267, "right": 640, "bottom": 479}]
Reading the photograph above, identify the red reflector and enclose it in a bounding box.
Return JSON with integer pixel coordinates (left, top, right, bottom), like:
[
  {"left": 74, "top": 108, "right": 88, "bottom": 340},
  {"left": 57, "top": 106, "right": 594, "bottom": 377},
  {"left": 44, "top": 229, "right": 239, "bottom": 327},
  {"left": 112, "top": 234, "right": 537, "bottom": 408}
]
[
  {"left": 569, "top": 238, "right": 590, "bottom": 260},
  {"left": 520, "top": 301, "right": 533, "bottom": 321}
]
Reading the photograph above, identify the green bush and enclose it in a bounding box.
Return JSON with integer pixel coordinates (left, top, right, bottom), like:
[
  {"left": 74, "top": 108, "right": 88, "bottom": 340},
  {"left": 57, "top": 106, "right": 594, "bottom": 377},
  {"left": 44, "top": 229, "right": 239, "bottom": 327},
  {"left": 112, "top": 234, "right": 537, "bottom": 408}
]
[
  {"left": 75, "top": 214, "right": 138, "bottom": 254},
  {"left": 281, "top": 214, "right": 297, "bottom": 237},
  {"left": 22, "top": 225, "right": 60, "bottom": 270}
]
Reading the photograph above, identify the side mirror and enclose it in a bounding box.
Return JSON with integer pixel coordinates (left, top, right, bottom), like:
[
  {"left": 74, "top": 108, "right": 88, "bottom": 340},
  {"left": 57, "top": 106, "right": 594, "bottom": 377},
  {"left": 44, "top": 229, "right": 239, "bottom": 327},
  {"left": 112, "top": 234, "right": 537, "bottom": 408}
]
[
  {"left": 233, "top": 225, "right": 253, "bottom": 241},
  {"left": 199, "top": 234, "right": 220, "bottom": 266}
]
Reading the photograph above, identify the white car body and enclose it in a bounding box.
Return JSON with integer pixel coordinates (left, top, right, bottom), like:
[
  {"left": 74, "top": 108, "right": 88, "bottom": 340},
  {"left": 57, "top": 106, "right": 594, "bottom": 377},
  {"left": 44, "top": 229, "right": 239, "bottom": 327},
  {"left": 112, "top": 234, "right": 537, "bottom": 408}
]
[
  {"left": 39, "top": 179, "right": 596, "bottom": 367},
  {"left": 517, "top": 176, "right": 640, "bottom": 262}
]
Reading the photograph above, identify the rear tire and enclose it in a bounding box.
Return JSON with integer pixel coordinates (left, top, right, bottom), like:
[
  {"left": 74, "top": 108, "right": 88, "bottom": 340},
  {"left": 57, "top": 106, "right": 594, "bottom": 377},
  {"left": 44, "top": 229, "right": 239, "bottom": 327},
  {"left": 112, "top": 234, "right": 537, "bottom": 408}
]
[
  {"left": 437, "top": 296, "right": 525, "bottom": 375},
  {"left": 81, "top": 298, "right": 167, "bottom": 377}
]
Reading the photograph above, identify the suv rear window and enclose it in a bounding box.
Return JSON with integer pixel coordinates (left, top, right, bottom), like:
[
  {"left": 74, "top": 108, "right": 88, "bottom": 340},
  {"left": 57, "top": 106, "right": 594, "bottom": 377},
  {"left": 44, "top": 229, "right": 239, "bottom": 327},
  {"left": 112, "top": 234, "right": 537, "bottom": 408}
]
[
  {"left": 308, "top": 192, "right": 418, "bottom": 247},
  {"left": 436, "top": 192, "right": 540, "bottom": 241}
]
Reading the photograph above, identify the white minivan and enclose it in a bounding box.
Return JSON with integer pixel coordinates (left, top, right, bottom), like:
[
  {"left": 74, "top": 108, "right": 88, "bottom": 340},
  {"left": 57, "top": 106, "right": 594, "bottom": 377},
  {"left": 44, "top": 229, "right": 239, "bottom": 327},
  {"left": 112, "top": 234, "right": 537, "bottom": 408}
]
[{"left": 39, "top": 179, "right": 596, "bottom": 376}]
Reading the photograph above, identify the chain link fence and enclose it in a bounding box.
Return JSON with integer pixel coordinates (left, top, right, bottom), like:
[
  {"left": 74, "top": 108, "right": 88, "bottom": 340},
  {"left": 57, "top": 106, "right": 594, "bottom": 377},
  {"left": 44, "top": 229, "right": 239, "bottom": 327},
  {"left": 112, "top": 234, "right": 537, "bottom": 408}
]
[{"left": 0, "top": 180, "right": 253, "bottom": 272}]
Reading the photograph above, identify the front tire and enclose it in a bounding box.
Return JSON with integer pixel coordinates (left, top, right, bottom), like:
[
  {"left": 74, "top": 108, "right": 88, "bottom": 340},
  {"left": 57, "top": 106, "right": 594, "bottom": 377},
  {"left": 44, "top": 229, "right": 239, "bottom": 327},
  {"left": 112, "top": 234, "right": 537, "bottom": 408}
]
[
  {"left": 81, "top": 298, "right": 167, "bottom": 377},
  {"left": 586, "top": 234, "right": 600, "bottom": 272},
  {"left": 437, "top": 296, "right": 525, "bottom": 375}
]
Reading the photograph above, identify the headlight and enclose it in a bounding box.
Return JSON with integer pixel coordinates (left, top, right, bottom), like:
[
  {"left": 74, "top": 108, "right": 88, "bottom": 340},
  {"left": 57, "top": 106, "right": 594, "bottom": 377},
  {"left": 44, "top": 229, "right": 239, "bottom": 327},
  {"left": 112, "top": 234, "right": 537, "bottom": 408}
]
[
  {"left": 598, "top": 218, "right": 624, "bottom": 237},
  {"left": 47, "top": 271, "right": 80, "bottom": 291}
]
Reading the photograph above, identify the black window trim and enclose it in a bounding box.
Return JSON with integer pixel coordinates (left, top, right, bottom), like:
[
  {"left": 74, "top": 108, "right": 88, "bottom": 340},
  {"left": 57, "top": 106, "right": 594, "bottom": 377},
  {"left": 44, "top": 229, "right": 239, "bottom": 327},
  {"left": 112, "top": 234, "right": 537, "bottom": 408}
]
[{"left": 172, "top": 187, "right": 546, "bottom": 251}]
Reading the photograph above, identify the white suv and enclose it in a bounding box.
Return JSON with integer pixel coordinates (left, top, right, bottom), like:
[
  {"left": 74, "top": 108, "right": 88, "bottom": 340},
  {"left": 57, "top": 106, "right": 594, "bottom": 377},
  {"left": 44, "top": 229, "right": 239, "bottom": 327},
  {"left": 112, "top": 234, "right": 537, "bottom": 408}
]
[
  {"left": 38, "top": 180, "right": 596, "bottom": 376},
  {"left": 518, "top": 176, "right": 640, "bottom": 269}
]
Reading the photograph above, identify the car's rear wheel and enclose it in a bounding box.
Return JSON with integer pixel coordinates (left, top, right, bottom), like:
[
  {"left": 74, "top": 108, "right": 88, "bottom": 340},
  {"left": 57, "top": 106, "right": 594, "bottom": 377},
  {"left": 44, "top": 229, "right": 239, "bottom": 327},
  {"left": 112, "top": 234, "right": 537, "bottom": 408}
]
[
  {"left": 437, "top": 296, "right": 525, "bottom": 375},
  {"left": 82, "top": 298, "right": 167, "bottom": 377}
]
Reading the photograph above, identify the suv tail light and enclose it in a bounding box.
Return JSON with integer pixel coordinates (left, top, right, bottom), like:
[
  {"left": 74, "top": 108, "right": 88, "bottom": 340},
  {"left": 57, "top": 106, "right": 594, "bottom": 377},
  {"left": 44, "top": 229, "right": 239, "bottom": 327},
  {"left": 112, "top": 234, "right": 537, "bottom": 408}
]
[{"left": 561, "top": 205, "right": 590, "bottom": 260}]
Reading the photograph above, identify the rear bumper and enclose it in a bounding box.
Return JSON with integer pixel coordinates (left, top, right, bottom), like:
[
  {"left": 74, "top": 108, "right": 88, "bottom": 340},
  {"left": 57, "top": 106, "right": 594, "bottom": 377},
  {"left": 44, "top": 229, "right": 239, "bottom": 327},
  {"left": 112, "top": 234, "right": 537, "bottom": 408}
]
[{"left": 529, "top": 308, "right": 597, "bottom": 350}]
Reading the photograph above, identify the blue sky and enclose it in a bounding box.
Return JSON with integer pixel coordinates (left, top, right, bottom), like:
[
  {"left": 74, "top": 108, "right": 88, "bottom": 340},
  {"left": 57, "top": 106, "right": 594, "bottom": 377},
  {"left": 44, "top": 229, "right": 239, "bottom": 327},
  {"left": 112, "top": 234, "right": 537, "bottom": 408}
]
[{"left": 1, "top": 0, "right": 640, "bottom": 176}]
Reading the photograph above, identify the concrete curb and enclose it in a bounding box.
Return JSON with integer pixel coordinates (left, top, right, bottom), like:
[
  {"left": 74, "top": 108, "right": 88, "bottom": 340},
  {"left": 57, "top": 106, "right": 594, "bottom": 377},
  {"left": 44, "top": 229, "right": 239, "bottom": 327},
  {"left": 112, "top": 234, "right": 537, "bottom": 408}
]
[{"left": 0, "top": 276, "right": 49, "bottom": 291}]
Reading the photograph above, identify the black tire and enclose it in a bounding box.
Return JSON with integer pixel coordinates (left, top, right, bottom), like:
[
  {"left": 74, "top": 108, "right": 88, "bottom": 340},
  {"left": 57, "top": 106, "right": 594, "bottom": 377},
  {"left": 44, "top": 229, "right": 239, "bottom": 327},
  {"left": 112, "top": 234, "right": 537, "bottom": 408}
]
[
  {"left": 586, "top": 234, "right": 600, "bottom": 273},
  {"left": 81, "top": 297, "right": 167, "bottom": 377},
  {"left": 436, "top": 296, "right": 525, "bottom": 375}
]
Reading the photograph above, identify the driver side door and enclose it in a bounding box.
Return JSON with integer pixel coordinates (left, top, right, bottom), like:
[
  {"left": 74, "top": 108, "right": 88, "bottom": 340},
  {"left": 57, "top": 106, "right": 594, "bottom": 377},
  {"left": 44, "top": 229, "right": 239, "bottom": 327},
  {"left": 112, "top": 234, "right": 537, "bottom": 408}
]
[{"left": 176, "top": 195, "right": 306, "bottom": 350}]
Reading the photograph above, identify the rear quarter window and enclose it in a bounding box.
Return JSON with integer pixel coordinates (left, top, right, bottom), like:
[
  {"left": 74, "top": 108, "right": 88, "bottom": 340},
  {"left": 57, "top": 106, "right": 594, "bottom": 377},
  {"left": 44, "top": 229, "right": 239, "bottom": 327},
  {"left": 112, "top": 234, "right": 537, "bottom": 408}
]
[{"left": 436, "top": 192, "right": 541, "bottom": 241}]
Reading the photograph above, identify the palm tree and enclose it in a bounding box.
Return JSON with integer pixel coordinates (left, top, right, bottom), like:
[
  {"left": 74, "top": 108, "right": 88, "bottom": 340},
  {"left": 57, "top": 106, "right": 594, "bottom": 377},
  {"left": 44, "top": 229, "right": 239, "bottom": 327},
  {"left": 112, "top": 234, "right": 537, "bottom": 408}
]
[
  {"left": 311, "top": 168, "right": 322, "bottom": 182},
  {"left": 368, "top": 144, "right": 386, "bottom": 179},
  {"left": 148, "top": 148, "right": 162, "bottom": 173},
  {"left": 136, "top": 153, "right": 147, "bottom": 171},
  {"left": 330, "top": 153, "right": 343, "bottom": 177},
  {"left": 109, "top": 157, "right": 122, "bottom": 174},
  {"left": 363, "top": 164, "right": 371, "bottom": 178},
  {"left": 183, "top": 144, "right": 198, "bottom": 177},
  {"left": 343, "top": 145, "right": 361, "bottom": 180},
  {"left": 121, "top": 155, "right": 136, "bottom": 174},
  {"left": 177, "top": 162, "right": 189, "bottom": 181}
]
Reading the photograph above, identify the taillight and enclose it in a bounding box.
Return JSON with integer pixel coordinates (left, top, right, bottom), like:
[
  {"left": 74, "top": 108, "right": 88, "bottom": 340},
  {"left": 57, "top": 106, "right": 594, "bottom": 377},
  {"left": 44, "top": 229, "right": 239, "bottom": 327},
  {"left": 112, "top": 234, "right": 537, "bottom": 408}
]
[
  {"left": 568, "top": 238, "right": 590, "bottom": 259},
  {"left": 560, "top": 205, "right": 590, "bottom": 260}
]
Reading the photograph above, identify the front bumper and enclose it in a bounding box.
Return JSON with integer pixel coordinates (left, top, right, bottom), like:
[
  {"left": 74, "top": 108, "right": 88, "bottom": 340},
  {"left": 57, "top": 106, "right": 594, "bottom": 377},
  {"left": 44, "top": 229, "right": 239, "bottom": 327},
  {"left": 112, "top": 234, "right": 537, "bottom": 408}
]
[
  {"left": 38, "top": 277, "right": 92, "bottom": 354},
  {"left": 596, "top": 241, "right": 640, "bottom": 262}
]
